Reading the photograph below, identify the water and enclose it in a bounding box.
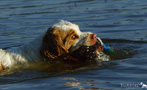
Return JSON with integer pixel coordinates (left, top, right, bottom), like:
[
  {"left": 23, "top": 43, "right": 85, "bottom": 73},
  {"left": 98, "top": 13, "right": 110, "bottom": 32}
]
[{"left": 0, "top": 0, "right": 147, "bottom": 89}]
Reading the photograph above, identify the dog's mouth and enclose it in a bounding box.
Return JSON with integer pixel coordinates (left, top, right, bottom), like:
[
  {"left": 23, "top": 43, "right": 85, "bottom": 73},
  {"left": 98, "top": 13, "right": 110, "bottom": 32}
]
[{"left": 63, "top": 39, "right": 104, "bottom": 63}]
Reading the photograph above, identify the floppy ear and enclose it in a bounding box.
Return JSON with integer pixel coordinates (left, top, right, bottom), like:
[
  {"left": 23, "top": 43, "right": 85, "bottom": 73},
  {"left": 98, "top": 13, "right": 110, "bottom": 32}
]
[{"left": 40, "top": 27, "right": 69, "bottom": 59}]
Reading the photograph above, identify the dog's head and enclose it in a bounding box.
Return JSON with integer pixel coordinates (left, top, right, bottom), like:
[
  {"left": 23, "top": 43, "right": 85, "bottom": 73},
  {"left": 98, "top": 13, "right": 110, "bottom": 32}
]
[{"left": 40, "top": 20, "right": 106, "bottom": 63}]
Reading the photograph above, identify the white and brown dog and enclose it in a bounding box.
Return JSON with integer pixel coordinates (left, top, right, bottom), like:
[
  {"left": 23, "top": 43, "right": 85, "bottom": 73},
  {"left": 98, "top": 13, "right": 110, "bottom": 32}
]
[{"left": 0, "top": 20, "right": 109, "bottom": 71}]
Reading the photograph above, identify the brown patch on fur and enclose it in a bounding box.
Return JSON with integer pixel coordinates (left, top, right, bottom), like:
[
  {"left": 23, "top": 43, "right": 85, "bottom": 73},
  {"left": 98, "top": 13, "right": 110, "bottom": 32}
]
[
  {"left": 40, "top": 27, "right": 79, "bottom": 60},
  {"left": 64, "top": 29, "right": 79, "bottom": 49},
  {"left": 0, "top": 62, "right": 4, "bottom": 71}
]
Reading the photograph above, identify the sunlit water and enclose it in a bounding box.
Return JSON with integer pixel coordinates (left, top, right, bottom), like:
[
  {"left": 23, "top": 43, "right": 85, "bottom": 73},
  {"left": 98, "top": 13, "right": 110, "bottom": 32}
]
[{"left": 0, "top": 0, "right": 147, "bottom": 90}]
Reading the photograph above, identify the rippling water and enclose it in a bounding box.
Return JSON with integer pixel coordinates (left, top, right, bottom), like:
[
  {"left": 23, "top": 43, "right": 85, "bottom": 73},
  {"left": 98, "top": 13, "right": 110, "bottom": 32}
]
[{"left": 0, "top": 0, "right": 147, "bottom": 90}]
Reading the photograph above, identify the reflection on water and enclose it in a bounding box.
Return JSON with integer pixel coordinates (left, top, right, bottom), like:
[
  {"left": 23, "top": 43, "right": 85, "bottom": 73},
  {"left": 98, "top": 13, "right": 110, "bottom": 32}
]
[
  {"left": 0, "top": 0, "right": 147, "bottom": 89},
  {"left": 60, "top": 77, "right": 100, "bottom": 89}
]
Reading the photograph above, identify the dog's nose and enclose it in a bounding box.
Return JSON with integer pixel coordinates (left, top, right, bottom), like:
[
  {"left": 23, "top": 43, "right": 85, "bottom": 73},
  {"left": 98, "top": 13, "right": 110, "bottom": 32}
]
[
  {"left": 90, "top": 33, "right": 97, "bottom": 46},
  {"left": 91, "top": 33, "right": 97, "bottom": 40}
]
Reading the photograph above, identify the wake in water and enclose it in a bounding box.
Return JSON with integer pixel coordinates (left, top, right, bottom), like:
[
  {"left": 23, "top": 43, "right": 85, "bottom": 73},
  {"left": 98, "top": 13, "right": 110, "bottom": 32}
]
[{"left": 0, "top": 39, "right": 138, "bottom": 76}]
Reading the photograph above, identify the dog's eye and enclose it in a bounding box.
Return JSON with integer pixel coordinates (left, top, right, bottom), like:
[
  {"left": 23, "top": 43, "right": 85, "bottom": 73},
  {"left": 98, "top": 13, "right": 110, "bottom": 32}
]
[
  {"left": 72, "top": 35, "right": 76, "bottom": 39},
  {"left": 72, "top": 35, "right": 79, "bottom": 39}
]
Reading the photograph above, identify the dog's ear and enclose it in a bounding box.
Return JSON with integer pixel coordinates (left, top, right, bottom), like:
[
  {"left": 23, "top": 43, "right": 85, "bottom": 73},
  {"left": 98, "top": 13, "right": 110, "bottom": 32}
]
[{"left": 40, "top": 27, "right": 69, "bottom": 59}]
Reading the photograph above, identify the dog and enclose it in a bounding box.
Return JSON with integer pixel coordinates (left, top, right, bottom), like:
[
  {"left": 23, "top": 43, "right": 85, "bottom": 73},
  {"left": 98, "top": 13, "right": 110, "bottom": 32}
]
[{"left": 0, "top": 20, "right": 109, "bottom": 71}]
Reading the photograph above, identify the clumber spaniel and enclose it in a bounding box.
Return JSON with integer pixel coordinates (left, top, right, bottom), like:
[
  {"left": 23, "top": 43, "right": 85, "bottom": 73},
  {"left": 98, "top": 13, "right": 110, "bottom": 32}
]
[{"left": 0, "top": 20, "right": 109, "bottom": 71}]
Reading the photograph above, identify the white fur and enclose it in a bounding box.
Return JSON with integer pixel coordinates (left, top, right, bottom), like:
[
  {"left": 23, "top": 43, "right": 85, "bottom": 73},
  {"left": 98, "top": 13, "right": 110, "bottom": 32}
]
[
  {"left": 0, "top": 33, "right": 44, "bottom": 68},
  {"left": 52, "top": 20, "right": 81, "bottom": 35}
]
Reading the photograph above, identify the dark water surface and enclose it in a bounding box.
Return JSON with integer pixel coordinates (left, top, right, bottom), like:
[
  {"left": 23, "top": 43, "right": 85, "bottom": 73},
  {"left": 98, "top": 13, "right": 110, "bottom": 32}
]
[{"left": 0, "top": 0, "right": 147, "bottom": 90}]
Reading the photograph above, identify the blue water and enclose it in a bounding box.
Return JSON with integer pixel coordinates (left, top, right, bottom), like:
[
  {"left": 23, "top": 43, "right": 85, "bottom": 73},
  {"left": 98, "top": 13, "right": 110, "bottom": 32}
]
[{"left": 0, "top": 0, "right": 147, "bottom": 90}]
